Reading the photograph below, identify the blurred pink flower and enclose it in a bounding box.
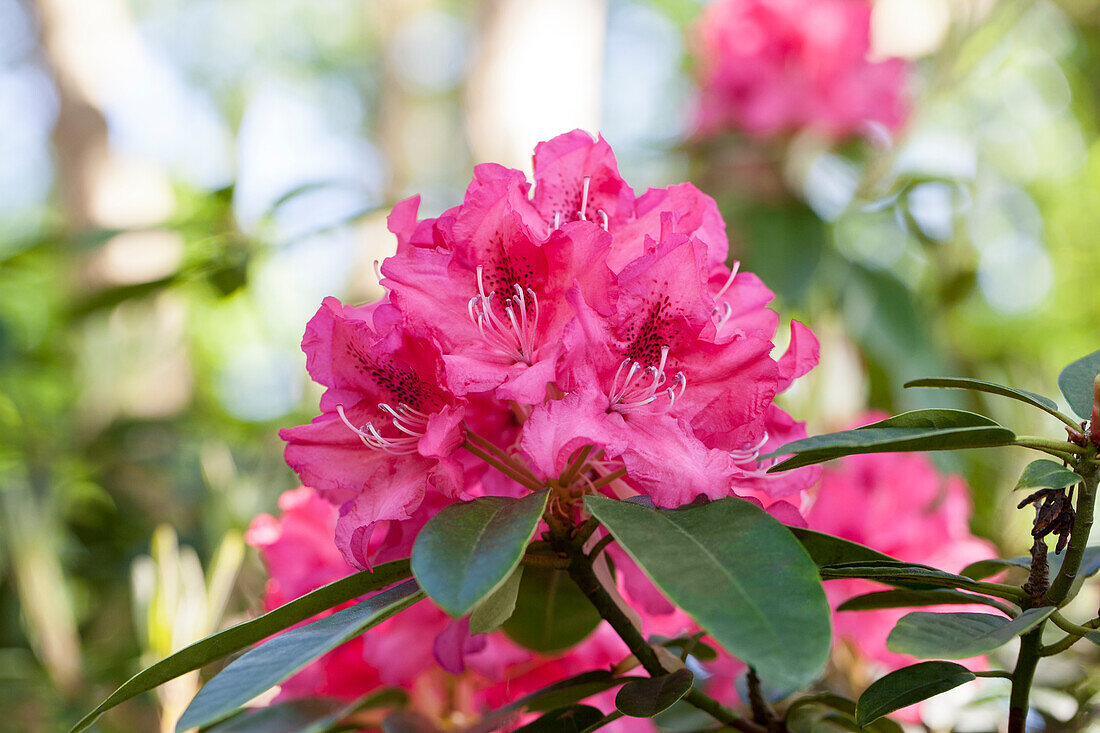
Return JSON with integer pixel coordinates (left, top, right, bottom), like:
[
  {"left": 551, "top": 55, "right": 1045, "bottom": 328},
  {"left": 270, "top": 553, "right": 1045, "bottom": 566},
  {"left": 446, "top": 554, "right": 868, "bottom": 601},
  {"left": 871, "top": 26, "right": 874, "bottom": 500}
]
[
  {"left": 693, "top": 0, "right": 910, "bottom": 139},
  {"left": 804, "top": 414, "right": 997, "bottom": 672}
]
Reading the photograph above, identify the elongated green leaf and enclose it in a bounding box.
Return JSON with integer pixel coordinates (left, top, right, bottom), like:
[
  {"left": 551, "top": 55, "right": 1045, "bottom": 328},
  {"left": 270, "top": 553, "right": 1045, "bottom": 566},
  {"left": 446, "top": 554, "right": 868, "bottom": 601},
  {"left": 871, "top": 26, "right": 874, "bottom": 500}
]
[
  {"left": 819, "top": 562, "right": 978, "bottom": 591},
  {"left": 203, "top": 690, "right": 406, "bottom": 733},
  {"left": 469, "top": 566, "right": 523, "bottom": 634},
  {"left": 177, "top": 581, "right": 424, "bottom": 731},
  {"left": 200, "top": 699, "right": 344, "bottom": 733},
  {"left": 412, "top": 490, "right": 548, "bottom": 618},
  {"left": 516, "top": 705, "right": 604, "bottom": 733},
  {"left": 503, "top": 566, "right": 602, "bottom": 652},
  {"left": 960, "top": 546, "right": 1100, "bottom": 581},
  {"left": 1015, "top": 460, "right": 1083, "bottom": 491},
  {"left": 1058, "top": 349, "right": 1100, "bottom": 419},
  {"left": 837, "top": 589, "right": 1007, "bottom": 613},
  {"left": 766, "top": 410, "right": 1016, "bottom": 472},
  {"left": 904, "top": 377, "right": 1061, "bottom": 415},
  {"left": 855, "top": 662, "right": 976, "bottom": 727},
  {"left": 516, "top": 671, "right": 633, "bottom": 713},
  {"left": 786, "top": 694, "right": 904, "bottom": 733},
  {"left": 615, "top": 669, "right": 694, "bottom": 718},
  {"left": 586, "top": 496, "right": 830, "bottom": 690},
  {"left": 887, "top": 607, "right": 1054, "bottom": 659},
  {"left": 788, "top": 527, "right": 898, "bottom": 567},
  {"left": 70, "top": 559, "right": 412, "bottom": 733}
]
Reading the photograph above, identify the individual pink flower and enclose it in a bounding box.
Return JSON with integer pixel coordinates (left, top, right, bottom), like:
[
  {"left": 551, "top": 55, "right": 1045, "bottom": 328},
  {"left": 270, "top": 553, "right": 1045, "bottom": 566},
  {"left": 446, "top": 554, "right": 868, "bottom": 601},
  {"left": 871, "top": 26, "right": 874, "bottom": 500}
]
[
  {"left": 693, "top": 0, "right": 910, "bottom": 139},
  {"left": 804, "top": 414, "right": 997, "bottom": 672},
  {"left": 279, "top": 299, "right": 471, "bottom": 569}
]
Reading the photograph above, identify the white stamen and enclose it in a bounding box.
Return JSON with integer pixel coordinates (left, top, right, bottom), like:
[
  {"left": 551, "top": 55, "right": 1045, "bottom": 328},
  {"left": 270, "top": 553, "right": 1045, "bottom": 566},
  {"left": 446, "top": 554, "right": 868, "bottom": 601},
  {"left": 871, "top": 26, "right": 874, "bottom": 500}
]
[
  {"left": 466, "top": 267, "right": 542, "bottom": 364},
  {"left": 729, "top": 431, "right": 771, "bottom": 463},
  {"left": 599, "top": 210, "right": 609, "bottom": 231},
  {"left": 373, "top": 259, "right": 383, "bottom": 282},
  {"left": 714, "top": 261, "right": 741, "bottom": 301},
  {"left": 607, "top": 349, "right": 686, "bottom": 415},
  {"left": 578, "top": 176, "right": 591, "bottom": 221},
  {"left": 335, "top": 403, "right": 422, "bottom": 454},
  {"left": 554, "top": 212, "right": 561, "bottom": 230}
]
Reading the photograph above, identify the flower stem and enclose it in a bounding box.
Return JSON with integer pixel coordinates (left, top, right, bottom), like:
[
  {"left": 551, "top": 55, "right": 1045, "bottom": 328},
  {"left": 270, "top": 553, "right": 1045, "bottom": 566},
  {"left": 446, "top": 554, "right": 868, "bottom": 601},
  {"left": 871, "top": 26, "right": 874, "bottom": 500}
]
[
  {"left": 1013, "top": 436, "right": 1088, "bottom": 459},
  {"left": 546, "top": 518, "right": 768, "bottom": 733},
  {"left": 589, "top": 467, "right": 628, "bottom": 491},
  {"left": 1043, "top": 462, "right": 1098, "bottom": 606},
  {"left": 1008, "top": 454, "right": 1097, "bottom": 733},
  {"left": 462, "top": 441, "right": 544, "bottom": 492}
]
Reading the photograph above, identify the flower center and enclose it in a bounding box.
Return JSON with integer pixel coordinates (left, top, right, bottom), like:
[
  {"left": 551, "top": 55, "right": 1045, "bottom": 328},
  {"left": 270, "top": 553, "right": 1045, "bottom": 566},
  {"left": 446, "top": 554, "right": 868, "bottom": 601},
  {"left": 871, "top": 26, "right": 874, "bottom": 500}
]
[
  {"left": 546, "top": 176, "right": 610, "bottom": 234},
  {"left": 467, "top": 265, "right": 541, "bottom": 364},
  {"left": 607, "top": 345, "right": 687, "bottom": 414},
  {"left": 336, "top": 402, "right": 430, "bottom": 454}
]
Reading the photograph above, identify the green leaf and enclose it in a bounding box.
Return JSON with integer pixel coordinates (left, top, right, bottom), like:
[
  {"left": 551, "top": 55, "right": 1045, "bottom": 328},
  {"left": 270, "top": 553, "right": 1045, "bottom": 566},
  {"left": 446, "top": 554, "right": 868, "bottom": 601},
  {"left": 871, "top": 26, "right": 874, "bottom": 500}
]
[
  {"left": 615, "top": 669, "right": 694, "bottom": 718},
  {"left": 585, "top": 496, "right": 831, "bottom": 691},
  {"left": 837, "top": 589, "right": 1005, "bottom": 612},
  {"left": 516, "top": 705, "right": 604, "bottom": 733},
  {"left": 960, "top": 546, "right": 1100, "bottom": 581},
  {"left": 469, "top": 566, "right": 523, "bottom": 634},
  {"left": 202, "top": 690, "right": 406, "bottom": 733},
  {"left": 855, "top": 662, "right": 976, "bottom": 727},
  {"left": 176, "top": 580, "right": 424, "bottom": 731},
  {"left": 651, "top": 634, "right": 718, "bottom": 661},
  {"left": 70, "top": 559, "right": 412, "bottom": 733},
  {"left": 515, "top": 671, "right": 632, "bottom": 713},
  {"left": 1015, "top": 460, "right": 1083, "bottom": 491},
  {"left": 819, "top": 562, "right": 980, "bottom": 591},
  {"left": 411, "top": 490, "right": 549, "bottom": 618},
  {"left": 200, "top": 699, "right": 344, "bottom": 733},
  {"left": 786, "top": 694, "right": 904, "bottom": 733},
  {"left": 788, "top": 527, "right": 898, "bottom": 567},
  {"left": 766, "top": 410, "right": 1016, "bottom": 472},
  {"left": 503, "top": 566, "right": 602, "bottom": 652},
  {"left": 1058, "top": 349, "right": 1100, "bottom": 420},
  {"left": 887, "top": 607, "right": 1054, "bottom": 659},
  {"left": 904, "top": 377, "right": 1061, "bottom": 414}
]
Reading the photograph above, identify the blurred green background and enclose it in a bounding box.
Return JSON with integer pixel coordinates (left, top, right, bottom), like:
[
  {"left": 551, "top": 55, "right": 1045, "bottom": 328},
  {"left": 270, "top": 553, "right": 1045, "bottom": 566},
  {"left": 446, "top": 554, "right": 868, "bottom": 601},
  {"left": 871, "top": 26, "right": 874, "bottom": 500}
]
[{"left": 1, "top": 0, "right": 1098, "bottom": 730}]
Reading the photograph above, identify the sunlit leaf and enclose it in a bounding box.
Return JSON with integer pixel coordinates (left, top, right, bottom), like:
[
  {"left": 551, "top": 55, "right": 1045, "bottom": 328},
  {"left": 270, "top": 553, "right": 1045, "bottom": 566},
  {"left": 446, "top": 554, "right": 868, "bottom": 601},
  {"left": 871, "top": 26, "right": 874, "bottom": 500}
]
[{"left": 1014, "top": 460, "right": 1083, "bottom": 491}]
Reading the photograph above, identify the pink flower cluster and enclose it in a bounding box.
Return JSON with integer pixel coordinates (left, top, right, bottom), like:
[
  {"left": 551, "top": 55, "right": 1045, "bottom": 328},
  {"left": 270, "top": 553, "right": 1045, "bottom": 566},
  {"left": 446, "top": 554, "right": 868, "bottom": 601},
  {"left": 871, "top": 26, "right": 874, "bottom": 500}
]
[
  {"left": 693, "top": 0, "right": 909, "bottom": 139},
  {"left": 804, "top": 415, "right": 998, "bottom": 672},
  {"left": 280, "top": 130, "right": 820, "bottom": 572}
]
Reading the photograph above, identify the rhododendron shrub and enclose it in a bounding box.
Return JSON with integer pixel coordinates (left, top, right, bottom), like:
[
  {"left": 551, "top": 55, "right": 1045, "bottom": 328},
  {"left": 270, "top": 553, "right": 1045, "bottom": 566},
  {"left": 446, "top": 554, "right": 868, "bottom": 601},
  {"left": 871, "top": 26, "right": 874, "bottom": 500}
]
[
  {"left": 74, "top": 130, "right": 1100, "bottom": 733},
  {"left": 693, "top": 0, "right": 909, "bottom": 139}
]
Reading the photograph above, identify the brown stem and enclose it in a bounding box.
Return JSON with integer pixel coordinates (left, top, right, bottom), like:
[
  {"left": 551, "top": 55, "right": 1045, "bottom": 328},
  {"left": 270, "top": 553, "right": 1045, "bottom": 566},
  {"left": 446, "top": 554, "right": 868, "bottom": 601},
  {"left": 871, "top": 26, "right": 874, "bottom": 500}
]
[
  {"left": 462, "top": 442, "right": 544, "bottom": 492},
  {"left": 546, "top": 519, "right": 768, "bottom": 733}
]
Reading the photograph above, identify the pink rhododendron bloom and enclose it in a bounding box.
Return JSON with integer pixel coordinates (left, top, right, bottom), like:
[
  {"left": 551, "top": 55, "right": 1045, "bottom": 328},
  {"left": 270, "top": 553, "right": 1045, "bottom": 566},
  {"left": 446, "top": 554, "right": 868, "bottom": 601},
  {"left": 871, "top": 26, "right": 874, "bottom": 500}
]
[
  {"left": 804, "top": 414, "right": 997, "bottom": 672},
  {"left": 693, "top": 0, "right": 910, "bottom": 139},
  {"left": 281, "top": 129, "right": 821, "bottom": 566}
]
